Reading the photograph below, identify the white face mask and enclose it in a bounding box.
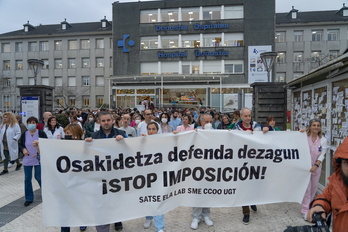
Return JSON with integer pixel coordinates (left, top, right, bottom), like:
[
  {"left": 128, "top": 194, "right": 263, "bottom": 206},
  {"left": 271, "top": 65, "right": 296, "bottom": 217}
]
[
  {"left": 135, "top": 120, "right": 141, "bottom": 125},
  {"left": 204, "top": 123, "right": 213, "bottom": 130},
  {"left": 161, "top": 118, "right": 168, "bottom": 124}
]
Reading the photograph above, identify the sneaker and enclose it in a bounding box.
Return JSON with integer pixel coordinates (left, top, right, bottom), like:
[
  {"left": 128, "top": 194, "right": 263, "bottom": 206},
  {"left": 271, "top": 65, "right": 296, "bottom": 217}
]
[
  {"left": 190, "top": 218, "right": 200, "bottom": 230},
  {"left": 24, "top": 201, "right": 33, "bottom": 207},
  {"left": 115, "top": 222, "right": 123, "bottom": 231},
  {"left": 0, "top": 170, "right": 9, "bottom": 176},
  {"left": 302, "top": 213, "right": 307, "bottom": 221},
  {"left": 251, "top": 205, "right": 257, "bottom": 212},
  {"left": 203, "top": 217, "right": 213, "bottom": 226},
  {"left": 15, "top": 164, "right": 22, "bottom": 171},
  {"left": 8, "top": 163, "right": 13, "bottom": 168},
  {"left": 114, "top": 222, "right": 123, "bottom": 231},
  {"left": 143, "top": 218, "right": 152, "bottom": 229},
  {"left": 79, "top": 226, "right": 87, "bottom": 231},
  {"left": 242, "top": 215, "right": 250, "bottom": 225}
]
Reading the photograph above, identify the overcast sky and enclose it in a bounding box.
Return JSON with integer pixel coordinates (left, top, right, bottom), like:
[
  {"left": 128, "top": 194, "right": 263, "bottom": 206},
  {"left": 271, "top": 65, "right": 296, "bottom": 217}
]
[{"left": 0, "top": 0, "right": 347, "bottom": 34}]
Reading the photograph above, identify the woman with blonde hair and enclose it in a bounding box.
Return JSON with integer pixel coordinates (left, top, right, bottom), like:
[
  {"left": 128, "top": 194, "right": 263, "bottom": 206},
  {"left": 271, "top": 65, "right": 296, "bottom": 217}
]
[
  {"left": 0, "top": 112, "right": 22, "bottom": 175},
  {"left": 300, "top": 118, "right": 327, "bottom": 220}
]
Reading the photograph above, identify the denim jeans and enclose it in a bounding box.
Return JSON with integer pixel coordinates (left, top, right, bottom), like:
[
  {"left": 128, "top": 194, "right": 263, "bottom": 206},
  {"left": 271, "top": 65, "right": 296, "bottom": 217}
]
[
  {"left": 24, "top": 165, "right": 41, "bottom": 201},
  {"left": 146, "top": 215, "right": 164, "bottom": 231}
]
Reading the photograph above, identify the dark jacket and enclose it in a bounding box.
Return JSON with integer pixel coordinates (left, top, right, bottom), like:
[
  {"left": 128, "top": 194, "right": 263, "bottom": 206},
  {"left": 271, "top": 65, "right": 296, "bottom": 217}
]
[{"left": 91, "top": 127, "right": 127, "bottom": 139}]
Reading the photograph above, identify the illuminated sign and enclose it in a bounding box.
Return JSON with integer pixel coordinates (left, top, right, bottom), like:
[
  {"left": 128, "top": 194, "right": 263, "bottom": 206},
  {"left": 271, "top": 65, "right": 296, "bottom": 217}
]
[
  {"left": 158, "top": 51, "right": 188, "bottom": 58},
  {"left": 154, "top": 23, "right": 229, "bottom": 31}
]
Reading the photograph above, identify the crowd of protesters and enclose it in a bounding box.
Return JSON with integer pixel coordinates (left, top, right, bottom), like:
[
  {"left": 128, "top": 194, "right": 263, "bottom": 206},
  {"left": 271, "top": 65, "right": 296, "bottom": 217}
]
[{"left": 2, "top": 105, "right": 341, "bottom": 231}]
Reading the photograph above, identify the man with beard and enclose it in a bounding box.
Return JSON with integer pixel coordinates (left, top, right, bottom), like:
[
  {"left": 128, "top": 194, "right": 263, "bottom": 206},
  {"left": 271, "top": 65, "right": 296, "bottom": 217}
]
[{"left": 308, "top": 137, "right": 348, "bottom": 232}]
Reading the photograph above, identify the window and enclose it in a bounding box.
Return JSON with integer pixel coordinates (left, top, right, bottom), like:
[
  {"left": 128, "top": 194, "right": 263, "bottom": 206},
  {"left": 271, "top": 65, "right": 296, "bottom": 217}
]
[
  {"left": 312, "top": 30, "right": 323, "bottom": 41},
  {"left": 203, "top": 6, "right": 221, "bottom": 20},
  {"left": 224, "top": 33, "right": 244, "bottom": 46},
  {"left": 15, "top": 60, "right": 23, "bottom": 70},
  {"left": 182, "top": 61, "right": 200, "bottom": 74},
  {"left": 82, "top": 76, "right": 90, "bottom": 86},
  {"left": 96, "top": 95, "right": 104, "bottom": 105},
  {"left": 224, "top": 60, "right": 243, "bottom": 73},
  {"left": 96, "top": 39, "right": 104, "bottom": 49},
  {"left": 68, "top": 40, "right": 78, "bottom": 50},
  {"left": 42, "top": 59, "right": 49, "bottom": 69},
  {"left": 141, "top": 62, "right": 158, "bottom": 75},
  {"left": 54, "top": 59, "right": 62, "bottom": 69},
  {"left": 276, "top": 52, "right": 286, "bottom": 63},
  {"left": 96, "top": 76, "right": 104, "bottom": 86},
  {"left": 29, "top": 42, "right": 37, "bottom": 51},
  {"left": 28, "top": 78, "right": 35, "bottom": 85},
  {"left": 275, "top": 32, "right": 286, "bottom": 42},
  {"left": 161, "top": 9, "right": 178, "bottom": 22},
  {"left": 56, "top": 97, "right": 64, "bottom": 107},
  {"left": 224, "top": 5, "right": 244, "bottom": 19},
  {"left": 68, "top": 58, "right": 76, "bottom": 68},
  {"left": 15, "top": 42, "right": 23, "bottom": 52},
  {"left": 161, "top": 62, "right": 179, "bottom": 74},
  {"left": 294, "top": 30, "right": 304, "bottom": 42},
  {"left": 80, "top": 39, "right": 90, "bottom": 49},
  {"left": 82, "top": 58, "right": 90, "bottom": 68},
  {"left": 140, "top": 9, "right": 158, "bottom": 23},
  {"left": 55, "top": 40, "right": 62, "bottom": 50},
  {"left": 203, "top": 61, "right": 221, "bottom": 74},
  {"left": 3, "top": 60, "right": 10, "bottom": 70},
  {"left": 16, "top": 78, "right": 23, "bottom": 86},
  {"left": 55, "top": 77, "right": 63, "bottom": 86},
  {"left": 110, "top": 57, "right": 113, "bottom": 68},
  {"left": 96, "top": 58, "right": 104, "bottom": 68},
  {"left": 82, "top": 96, "right": 90, "bottom": 107},
  {"left": 203, "top": 34, "right": 222, "bottom": 47},
  {"left": 275, "top": 73, "right": 286, "bottom": 82},
  {"left": 39, "top": 41, "right": 49, "bottom": 51},
  {"left": 329, "top": 50, "right": 339, "bottom": 60},
  {"left": 293, "top": 52, "right": 303, "bottom": 62},
  {"left": 68, "top": 76, "right": 76, "bottom": 86},
  {"left": 182, "top": 34, "right": 200, "bottom": 48},
  {"left": 293, "top": 73, "right": 303, "bottom": 79},
  {"left": 1, "top": 43, "right": 10, "bottom": 53},
  {"left": 68, "top": 96, "right": 76, "bottom": 107},
  {"left": 311, "top": 51, "right": 321, "bottom": 62},
  {"left": 327, "top": 29, "right": 339, "bottom": 41},
  {"left": 181, "top": 7, "right": 200, "bottom": 21},
  {"left": 140, "top": 36, "right": 158, "bottom": 49},
  {"left": 161, "top": 35, "right": 178, "bottom": 48},
  {"left": 41, "top": 77, "right": 49, "bottom": 86}
]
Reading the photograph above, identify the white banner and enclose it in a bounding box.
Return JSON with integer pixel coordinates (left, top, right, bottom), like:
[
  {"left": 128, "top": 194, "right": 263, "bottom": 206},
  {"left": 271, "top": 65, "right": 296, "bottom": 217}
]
[{"left": 40, "top": 131, "right": 311, "bottom": 227}]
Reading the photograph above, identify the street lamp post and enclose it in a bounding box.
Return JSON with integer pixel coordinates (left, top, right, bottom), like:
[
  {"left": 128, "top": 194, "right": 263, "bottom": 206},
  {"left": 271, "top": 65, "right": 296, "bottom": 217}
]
[
  {"left": 260, "top": 52, "right": 277, "bottom": 82},
  {"left": 27, "top": 59, "right": 44, "bottom": 85}
]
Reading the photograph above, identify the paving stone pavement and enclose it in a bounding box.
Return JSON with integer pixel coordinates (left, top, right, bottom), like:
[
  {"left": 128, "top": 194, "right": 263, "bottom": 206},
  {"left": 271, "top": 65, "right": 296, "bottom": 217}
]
[{"left": 0, "top": 164, "right": 313, "bottom": 232}]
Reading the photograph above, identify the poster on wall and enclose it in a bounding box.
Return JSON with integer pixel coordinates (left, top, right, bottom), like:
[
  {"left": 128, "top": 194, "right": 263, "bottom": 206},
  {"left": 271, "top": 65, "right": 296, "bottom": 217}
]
[
  {"left": 248, "top": 45, "right": 272, "bottom": 84},
  {"left": 21, "top": 96, "right": 39, "bottom": 123},
  {"left": 223, "top": 94, "right": 238, "bottom": 111}
]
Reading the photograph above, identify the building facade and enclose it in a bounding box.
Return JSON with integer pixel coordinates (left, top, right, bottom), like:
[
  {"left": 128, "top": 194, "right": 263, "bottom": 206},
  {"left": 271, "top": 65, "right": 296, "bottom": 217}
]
[
  {"left": 275, "top": 4, "right": 348, "bottom": 82},
  {"left": 111, "top": 0, "right": 275, "bottom": 110},
  {"left": 0, "top": 18, "right": 113, "bottom": 112}
]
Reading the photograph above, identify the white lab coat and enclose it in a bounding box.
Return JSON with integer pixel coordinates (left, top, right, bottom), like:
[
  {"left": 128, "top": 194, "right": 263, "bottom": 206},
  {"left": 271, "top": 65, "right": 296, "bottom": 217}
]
[{"left": 0, "top": 123, "right": 21, "bottom": 161}]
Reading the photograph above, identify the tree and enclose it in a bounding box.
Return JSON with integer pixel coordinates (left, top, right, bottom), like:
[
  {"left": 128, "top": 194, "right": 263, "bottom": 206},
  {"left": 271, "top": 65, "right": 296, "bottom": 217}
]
[{"left": 54, "top": 82, "right": 90, "bottom": 108}]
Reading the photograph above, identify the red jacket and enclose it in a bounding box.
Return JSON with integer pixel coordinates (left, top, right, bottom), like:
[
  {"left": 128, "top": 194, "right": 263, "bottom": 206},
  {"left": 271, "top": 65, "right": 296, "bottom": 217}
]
[{"left": 312, "top": 137, "right": 348, "bottom": 232}]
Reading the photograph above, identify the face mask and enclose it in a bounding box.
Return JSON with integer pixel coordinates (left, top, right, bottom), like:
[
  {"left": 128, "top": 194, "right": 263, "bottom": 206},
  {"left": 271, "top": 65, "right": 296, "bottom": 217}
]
[
  {"left": 27, "top": 124, "right": 36, "bottom": 130},
  {"left": 88, "top": 118, "right": 93, "bottom": 122},
  {"left": 135, "top": 120, "right": 141, "bottom": 125},
  {"left": 204, "top": 123, "right": 213, "bottom": 130},
  {"left": 65, "top": 135, "right": 73, "bottom": 140},
  {"left": 161, "top": 118, "right": 168, "bottom": 124},
  {"left": 173, "top": 115, "right": 177, "bottom": 119}
]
